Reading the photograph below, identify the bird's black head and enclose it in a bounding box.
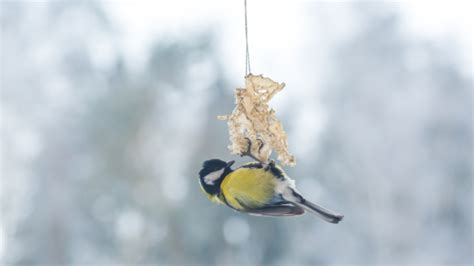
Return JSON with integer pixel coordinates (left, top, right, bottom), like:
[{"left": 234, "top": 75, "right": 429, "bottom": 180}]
[{"left": 198, "top": 159, "right": 235, "bottom": 196}]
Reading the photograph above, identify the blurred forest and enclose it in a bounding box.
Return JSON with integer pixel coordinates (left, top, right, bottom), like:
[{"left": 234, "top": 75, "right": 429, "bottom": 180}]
[{"left": 1, "top": 1, "right": 472, "bottom": 266}]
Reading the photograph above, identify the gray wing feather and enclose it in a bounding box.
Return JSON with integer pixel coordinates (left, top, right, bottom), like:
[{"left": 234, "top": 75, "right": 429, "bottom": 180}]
[{"left": 243, "top": 204, "right": 305, "bottom": 217}]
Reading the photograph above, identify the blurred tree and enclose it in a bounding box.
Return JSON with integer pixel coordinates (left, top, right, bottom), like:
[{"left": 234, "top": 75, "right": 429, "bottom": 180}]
[
  {"left": 1, "top": 1, "right": 471, "bottom": 266},
  {"left": 311, "top": 4, "right": 472, "bottom": 265}
]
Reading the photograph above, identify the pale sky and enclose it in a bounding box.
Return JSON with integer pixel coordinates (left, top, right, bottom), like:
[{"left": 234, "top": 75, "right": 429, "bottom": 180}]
[
  {"left": 105, "top": 0, "right": 473, "bottom": 78},
  {"left": 104, "top": 0, "right": 472, "bottom": 156}
]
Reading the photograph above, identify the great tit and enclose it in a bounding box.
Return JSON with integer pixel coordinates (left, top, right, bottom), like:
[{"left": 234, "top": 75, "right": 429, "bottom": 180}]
[{"left": 198, "top": 159, "right": 344, "bottom": 223}]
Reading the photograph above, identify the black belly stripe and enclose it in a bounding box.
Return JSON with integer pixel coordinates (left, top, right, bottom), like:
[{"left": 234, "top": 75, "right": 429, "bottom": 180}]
[
  {"left": 219, "top": 192, "right": 231, "bottom": 208},
  {"left": 235, "top": 198, "right": 251, "bottom": 210},
  {"left": 220, "top": 192, "right": 243, "bottom": 211}
]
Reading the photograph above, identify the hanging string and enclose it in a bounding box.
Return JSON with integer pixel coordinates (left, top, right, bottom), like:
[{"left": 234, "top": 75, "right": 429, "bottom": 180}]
[{"left": 244, "top": 0, "right": 251, "bottom": 76}]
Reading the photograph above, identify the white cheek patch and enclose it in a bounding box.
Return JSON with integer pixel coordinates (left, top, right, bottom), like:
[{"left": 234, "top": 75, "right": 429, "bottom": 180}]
[{"left": 204, "top": 168, "right": 225, "bottom": 185}]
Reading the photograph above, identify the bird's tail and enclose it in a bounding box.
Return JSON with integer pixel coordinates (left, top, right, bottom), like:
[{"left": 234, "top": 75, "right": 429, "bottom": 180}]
[
  {"left": 298, "top": 198, "right": 344, "bottom": 223},
  {"left": 281, "top": 188, "right": 344, "bottom": 223}
]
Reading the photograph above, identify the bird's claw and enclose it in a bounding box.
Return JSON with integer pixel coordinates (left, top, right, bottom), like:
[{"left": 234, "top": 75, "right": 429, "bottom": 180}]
[
  {"left": 264, "top": 159, "right": 275, "bottom": 170},
  {"left": 241, "top": 137, "right": 265, "bottom": 164}
]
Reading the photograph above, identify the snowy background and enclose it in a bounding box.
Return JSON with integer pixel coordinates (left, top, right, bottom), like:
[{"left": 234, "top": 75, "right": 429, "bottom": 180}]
[{"left": 1, "top": 1, "right": 472, "bottom": 265}]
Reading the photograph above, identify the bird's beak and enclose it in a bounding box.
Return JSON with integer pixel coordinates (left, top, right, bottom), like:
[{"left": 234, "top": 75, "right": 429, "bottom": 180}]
[{"left": 226, "top": 160, "right": 235, "bottom": 168}]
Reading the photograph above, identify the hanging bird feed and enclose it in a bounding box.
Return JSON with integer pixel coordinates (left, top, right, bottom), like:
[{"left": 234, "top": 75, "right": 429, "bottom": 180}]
[{"left": 218, "top": 74, "right": 295, "bottom": 166}]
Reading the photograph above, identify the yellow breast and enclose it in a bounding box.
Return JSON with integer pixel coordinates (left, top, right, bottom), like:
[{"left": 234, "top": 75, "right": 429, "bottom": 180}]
[{"left": 220, "top": 167, "right": 277, "bottom": 210}]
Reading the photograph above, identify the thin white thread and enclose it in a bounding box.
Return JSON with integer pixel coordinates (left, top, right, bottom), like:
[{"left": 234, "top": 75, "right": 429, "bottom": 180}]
[{"left": 244, "top": 0, "right": 251, "bottom": 76}]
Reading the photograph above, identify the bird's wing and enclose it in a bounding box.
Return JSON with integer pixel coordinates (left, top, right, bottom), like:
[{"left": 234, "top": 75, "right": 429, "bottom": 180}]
[
  {"left": 243, "top": 203, "right": 305, "bottom": 217},
  {"left": 221, "top": 167, "right": 277, "bottom": 210}
]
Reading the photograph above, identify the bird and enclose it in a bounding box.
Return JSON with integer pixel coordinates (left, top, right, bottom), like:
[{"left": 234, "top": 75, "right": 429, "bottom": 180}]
[{"left": 198, "top": 142, "right": 344, "bottom": 223}]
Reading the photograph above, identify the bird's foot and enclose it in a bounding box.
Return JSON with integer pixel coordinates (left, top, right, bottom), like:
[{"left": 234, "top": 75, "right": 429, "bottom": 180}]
[
  {"left": 240, "top": 137, "right": 265, "bottom": 164},
  {"left": 266, "top": 159, "right": 276, "bottom": 169}
]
